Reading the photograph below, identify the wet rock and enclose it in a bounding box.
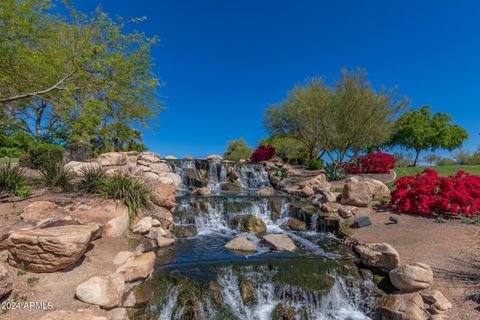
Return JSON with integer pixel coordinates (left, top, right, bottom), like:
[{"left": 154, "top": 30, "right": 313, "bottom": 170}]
[
  {"left": 389, "top": 263, "right": 434, "bottom": 292},
  {"left": 282, "top": 217, "right": 307, "bottom": 231},
  {"left": 115, "top": 252, "right": 156, "bottom": 282},
  {"left": 75, "top": 273, "right": 125, "bottom": 308},
  {"left": 421, "top": 289, "right": 452, "bottom": 313},
  {"left": 263, "top": 234, "right": 297, "bottom": 252},
  {"left": 7, "top": 224, "right": 100, "bottom": 272},
  {"left": 271, "top": 303, "right": 296, "bottom": 320},
  {"left": 209, "top": 281, "right": 224, "bottom": 307},
  {"left": 96, "top": 152, "right": 128, "bottom": 166},
  {"left": 113, "top": 251, "right": 134, "bottom": 266},
  {"left": 40, "top": 310, "right": 108, "bottom": 320},
  {"left": 354, "top": 242, "right": 400, "bottom": 273},
  {"left": 341, "top": 176, "right": 390, "bottom": 207},
  {"left": 220, "top": 182, "right": 242, "bottom": 192},
  {"left": 377, "top": 292, "right": 427, "bottom": 320},
  {"left": 225, "top": 236, "right": 256, "bottom": 252},
  {"left": 257, "top": 187, "right": 275, "bottom": 196},
  {"left": 240, "top": 279, "right": 256, "bottom": 305},
  {"left": 0, "top": 263, "right": 12, "bottom": 299},
  {"left": 173, "top": 225, "right": 197, "bottom": 238},
  {"left": 132, "top": 216, "right": 153, "bottom": 234},
  {"left": 151, "top": 207, "right": 174, "bottom": 229},
  {"left": 151, "top": 183, "right": 177, "bottom": 210},
  {"left": 191, "top": 187, "right": 211, "bottom": 195},
  {"left": 269, "top": 197, "right": 284, "bottom": 221},
  {"left": 240, "top": 215, "right": 267, "bottom": 234}
]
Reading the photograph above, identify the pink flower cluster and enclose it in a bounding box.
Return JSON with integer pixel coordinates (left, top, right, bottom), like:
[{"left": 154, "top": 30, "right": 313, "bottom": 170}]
[
  {"left": 389, "top": 168, "right": 480, "bottom": 216},
  {"left": 250, "top": 146, "right": 275, "bottom": 163},
  {"left": 345, "top": 151, "right": 396, "bottom": 174}
]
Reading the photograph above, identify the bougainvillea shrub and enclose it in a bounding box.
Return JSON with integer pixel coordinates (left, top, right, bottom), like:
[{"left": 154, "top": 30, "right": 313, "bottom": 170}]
[
  {"left": 345, "top": 151, "right": 396, "bottom": 174},
  {"left": 250, "top": 145, "right": 276, "bottom": 163},
  {"left": 389, "top": 169, "right": 480, "bottom": 217}
]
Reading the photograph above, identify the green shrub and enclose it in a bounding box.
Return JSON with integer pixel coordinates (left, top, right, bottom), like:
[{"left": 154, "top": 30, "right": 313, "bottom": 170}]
[
  {"left": 78, "top": 166, "right": 106, "bottom": 194},
  {"left": 324, "top": 162, "right": 348, "bottom": 181},
  {"left": 98, "top": 173, "right": 151, "bottom": 222},
  {"left": 20, "top": 143, "right": 64, "bottom": 169},
  {"left": 0, "top": 147, "right": 23, "bottom": 158},
  {"left": 305, "top": 159, "right": 324, "bottom": 170},
  {"left": 0, "top": 162, "right": 30, "bottom": 197},
  {"left": 39, "top": 161, "right": 74, "bottom": 191}
]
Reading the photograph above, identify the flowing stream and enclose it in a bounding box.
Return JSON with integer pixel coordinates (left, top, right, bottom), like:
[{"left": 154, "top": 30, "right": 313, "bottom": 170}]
[{"left": 139, "top": 160, "right": 376, "bottom": 320}]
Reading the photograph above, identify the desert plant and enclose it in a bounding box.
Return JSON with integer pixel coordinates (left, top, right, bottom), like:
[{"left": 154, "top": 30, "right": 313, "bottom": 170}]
[
  {"left": 99, "top": 173, "right": 151, "bottom": 222},
  {"left": 39, "top": 161, "right": 74, "bottom": 191},
  {"left": 305, "top": 159, "right": 324, "bottom": 170},
  {"left": 324, "top": 162, "right": 348, "bottom": 181},
  {"left": 0, "top": 162, "right": 30, "bottom": 197},
  {"left": 78, "top": 166, "right": 106, "bottom": 194}
]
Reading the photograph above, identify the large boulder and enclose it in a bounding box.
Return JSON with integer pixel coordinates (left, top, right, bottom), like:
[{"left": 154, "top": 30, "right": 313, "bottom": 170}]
[
  {"left": 115, "top": 252, "right": 156, "bottom": 282},
  {"left": 71, "top": 201, "right": 129, "bottom": 237},
  {"left": 263, "top": 234, "right": 297, "bottom": 252},
  {"left": 240, "top": 279, "right": 255, "bottom": 305},
  {"left": 75, "top": 273, "right": 125, "bottom": 308},
  {"left": 96, "top": 152, "right": 128, "bottom": 166},
  {"left": 21, "top": 201, "right": 62, "bottom": 220},
  {"left": 240, "top": 215, "right": 267, "bottom": 234},
  {"left": 421, "top": 289, "right": 452, "bottom": 313},
  {"left": 65, "top": 161, "right": 101, "bottom": 176},
  {"left": 132, "top": 217, "right": 153, "bottom": 234},
  {"left": 377, "top": 292, "right": 427, "bottom": 320},
  {"left": 151, "top": 183, "right": 177, "bottom": 209},
  {"left": 282, "top": 217, "right": 307, "bottom": 231},
  {"left": 341, "top": 176, "right": 390, "bottom": 207},
  {"left": 138, "top": 152, "right": 161, "bottom": 164},
  {"left": 149, "top": 162, "right": 171, "bottom": 174},
  {"left": 0, "top": 263, "right": 12, "bottom": 299},
  {"left": 354, "top": 242, "right": 400, "bottom": 273},
  {"left": 225, "top": 236, "right": 256, "bottom": 252},
  {"left": 389, "top": 263, "right": 434, "bottom": 292},
  {"left": 7, "top": 224, "right": 100, "bottom": 272}
]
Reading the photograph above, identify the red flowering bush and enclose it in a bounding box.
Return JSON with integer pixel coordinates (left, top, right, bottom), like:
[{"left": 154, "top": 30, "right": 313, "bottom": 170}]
[
  {"left": 250, "top": 145, "right": 275, "bottom": 163},
  {"left": 389, "top": 169, "right": 480, "bottom": 217},
  {"left": 345, "top": 151, "right": 396, "bottom": 174}
]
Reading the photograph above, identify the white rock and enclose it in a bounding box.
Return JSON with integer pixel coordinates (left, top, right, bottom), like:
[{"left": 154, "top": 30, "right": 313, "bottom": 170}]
[
  {"left": 115, "top": 252, "right": 156, "bottom": 282},
  {"left": 389, "top": 263, "right": 434, "bottom": 291},
  {"left": 113, "top": 251, "right": 134, "bottom": 266},
  {"left": 263, "top": 234, "right": 297, "bottom": 252},
  {"left": 132, "top": 217, "right": 153, "bottom": 234},
  {"left": 75, "top": 273, "right": 125, "bottom": 308}
]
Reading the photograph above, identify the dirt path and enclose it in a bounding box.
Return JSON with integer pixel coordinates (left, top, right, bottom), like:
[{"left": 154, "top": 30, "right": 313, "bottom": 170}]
[{"left": 351, "top": 208, "right": 480, "bottom": 320}]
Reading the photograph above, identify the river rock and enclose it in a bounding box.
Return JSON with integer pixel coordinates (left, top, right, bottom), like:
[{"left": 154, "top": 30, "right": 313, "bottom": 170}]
[
  {"left": 421, "top": 289, "right": 452, "bottom": 313},
  {"left": 377, "top": 292, "right": 427, "bottom": 320},
  {"left": 354, "top": 242, "right": 400, "bottom": 273},
  {"left": 225, "top": 236, "right": 256, "bottom": 252},
  {"left": 96, "top": 152, "right": 128, "bottom": 166},
  {"left": 272, "top": 303, "right": 296, "bottom": 320},
  {"left": 192, "top": 187, "right": 211, "bottom": 195},
  {"left": 389, "top": 263, "right": 434, "bottom": 291},
  {"left": 115, "top": 252, "right": 156, "bottom": 282},
  {"left": 282, "top": 217, "right": 307, "bottom": 231},
  {"left": 263, "top": 234, "right": 297, "bottom": 252},
  {"left": 151, "top": 183, "right": 177, "bottom": 209},
  {"left": 220, "top": 182, "right": 242, "bottom": 192},
  {"left": 240, "top": 215, "right": 267, "bottom": 234},
  {"left": 7, "top": 224, "right": 100, "bottom": 272},
  {"left": 173, "top": 225, "right": 197, "bottom": 238},
  {"left": 41, "top": 310, "right": 108, "bottom": 320},
  {"left": 257, "top": 187, "right": 275, "bottom": 196},
  {"left": 341, "top": 176, "right": 390, "bottom": 207},
  {"left": 151, "top": 207, "right": 174, "bottom": 228},
  {"left": 0, "top": 263, "right": 12, "bottom": 299},
  {"left": 75, "top": 273, "right": 125, "bottom": 308},
  {"left": 132, "top": 217, "right": 153, "bottom": 234},
  {"left": 240, "top": 279, "right": 255, "bottom": 305}
]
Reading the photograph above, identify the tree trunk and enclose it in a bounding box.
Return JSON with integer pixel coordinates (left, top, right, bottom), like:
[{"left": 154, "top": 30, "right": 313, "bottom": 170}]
[
  {"left": 413, "top": 149, "right": 421, "bottom": 167},
  {"left": 35, "top": 101, "right": 47, "bottom": 143}
]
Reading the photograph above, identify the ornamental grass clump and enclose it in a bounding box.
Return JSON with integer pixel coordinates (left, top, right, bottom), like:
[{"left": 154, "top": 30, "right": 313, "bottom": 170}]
[
  {"left": 78, "top": 166, "right": 107, "bottom": 194},
  {"left": 98, "top": 173, "right": 152, "bottom": 222},
  {"left": 39, "top": 161, "right": 74, "bottom": 191},
  {"left": 389, "top": 169, "right": 480, "bottom": 217},
  {"left": 0, "top": 162, "right": 31, "bottom": 197},
  {"left": 324, "top": 162, "right": 348, "bottom": 181}
]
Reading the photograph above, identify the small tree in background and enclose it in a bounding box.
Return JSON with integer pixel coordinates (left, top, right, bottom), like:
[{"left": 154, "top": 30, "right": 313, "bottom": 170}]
[
  {"left": 390, "top": 106, "right": 468, "bottom": 166},
  {"left": 223, "top": 138, "right": 253, "bottom": 161}
]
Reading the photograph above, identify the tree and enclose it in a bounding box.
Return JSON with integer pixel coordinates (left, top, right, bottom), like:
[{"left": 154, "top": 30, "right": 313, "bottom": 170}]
[
  {"left": 259, "top": 135, "right": 306, "bottom": 163},
  {"left": 390, "top": 106, "right": 468, "bottom": 166},
  {"left": 0, "top": 0, "right": 161, "bottom": 153},
  {"left": 223, "top": 138, "right": 253, "bottom": 161}
]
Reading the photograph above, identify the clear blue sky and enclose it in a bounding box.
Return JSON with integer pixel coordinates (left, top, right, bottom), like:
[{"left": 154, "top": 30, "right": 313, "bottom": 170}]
[{"left": 75, "top": 0, "right": 479, "bottom": 158}]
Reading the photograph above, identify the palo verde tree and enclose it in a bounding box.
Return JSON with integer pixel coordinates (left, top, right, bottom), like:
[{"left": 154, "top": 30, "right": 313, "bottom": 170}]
[
  {"left": 0, "top": 0, "right": 161, "bottom": 153},
  {"left": 223, "top": 138, "right": 253, "bottom": 161},
  {"left": 390, "top": 106, "right": 468, "bottom": 166}
]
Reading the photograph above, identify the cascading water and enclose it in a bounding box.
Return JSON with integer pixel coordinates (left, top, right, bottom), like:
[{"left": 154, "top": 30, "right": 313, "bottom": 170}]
[{"left": 139, "top": 159, "right": 376, "bottom": 320}]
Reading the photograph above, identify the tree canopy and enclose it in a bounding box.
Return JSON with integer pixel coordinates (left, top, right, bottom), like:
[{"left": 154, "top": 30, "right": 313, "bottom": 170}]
[
  {"left": 390, "top": 106, "right": 468, "bottom": 166},
  {"left": 0, "top": 0, "right": 161, "bottom": 154},
  {"left": 223, "top": 138, "right": 253, "bottom": 161},
  {"left": 264, "top": 69, "right": 408, "bottom": 162}
]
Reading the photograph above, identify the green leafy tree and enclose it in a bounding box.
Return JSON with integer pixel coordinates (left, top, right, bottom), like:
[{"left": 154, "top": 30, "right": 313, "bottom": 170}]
[
  {"left": 223, "top": 138, "right": 253, "bottom": 161},
  {"left": 390, "top": 106, "right": 468, "bottom": 166},
  {"left": 259, "top": 135, "right": 306, "bottom": 164}
]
